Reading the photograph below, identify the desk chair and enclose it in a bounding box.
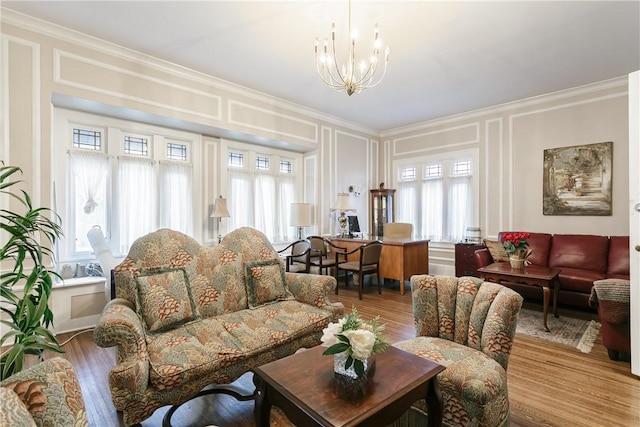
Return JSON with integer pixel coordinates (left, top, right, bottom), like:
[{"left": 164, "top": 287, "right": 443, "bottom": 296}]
[
  {"left": 277, "top": 239, "right": 311, "bottom": 273},
  {"left": 383, "top": 222, "right": 413, "bottom": 238},
  {"left": 336, "top": 240, "right": 383, "bottom": 300},
  {"left": 308, "top": 236, "right": 347, "bottom": 275}
]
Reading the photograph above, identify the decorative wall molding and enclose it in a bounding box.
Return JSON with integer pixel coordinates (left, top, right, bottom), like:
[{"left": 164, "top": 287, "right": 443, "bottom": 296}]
[
  {"left": 227, "top": 100, "right": 318, "bottom": 144},
  {"left": 392, "top": 122, "right": 480, "bottom": 156},
  {"left": 54, "top": 50, "right": 222, "bottom": 121}
]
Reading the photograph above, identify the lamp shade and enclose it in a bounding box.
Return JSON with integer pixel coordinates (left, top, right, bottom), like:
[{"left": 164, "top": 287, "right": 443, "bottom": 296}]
[
  {"left": 210, "top": 195, "right": 230, "bottom": 218},
  {"left": 330, "top": 193, "right": 356, "bottom": 212},
  {"left": 290, "top": 203, "right": 313, "bottom": 227}
]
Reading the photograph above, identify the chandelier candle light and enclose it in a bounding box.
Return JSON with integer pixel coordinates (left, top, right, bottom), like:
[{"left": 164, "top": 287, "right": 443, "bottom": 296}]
[{"left": 315, "top": 0, "right": 389, "bottom": 96}]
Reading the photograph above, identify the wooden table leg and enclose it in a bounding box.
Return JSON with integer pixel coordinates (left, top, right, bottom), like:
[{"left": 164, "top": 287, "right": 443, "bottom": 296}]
[
  {"left": 553, "top": 277, "right": 560, "bottom": 318},
  {"left": 542, "top": 285, "right": 551, "bottom": 332},
  {"left": 425, "top": 376, "right": 443, "bottom": 427},
  {"left": 253, "top": 375, "right": 271, "bottom": 427}
]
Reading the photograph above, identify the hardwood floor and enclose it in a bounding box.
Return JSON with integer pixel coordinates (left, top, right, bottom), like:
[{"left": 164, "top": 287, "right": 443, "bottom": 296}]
[{"left": 40, "top": 281, "right": 639, "bottom": 427}]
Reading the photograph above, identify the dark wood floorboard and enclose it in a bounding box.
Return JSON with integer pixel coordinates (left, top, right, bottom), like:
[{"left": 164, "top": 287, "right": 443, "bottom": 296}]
[{"left": 33, "top": 279, "right": 640, "bottom": 426}]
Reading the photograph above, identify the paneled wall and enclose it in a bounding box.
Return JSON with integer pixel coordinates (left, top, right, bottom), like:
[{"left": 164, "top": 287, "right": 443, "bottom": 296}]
[
  {"left": 0, "top": 9, "right": 378, "bottom": 332},
  {"left": 382, "top": 78, "right": 630, "bottom": 275}
]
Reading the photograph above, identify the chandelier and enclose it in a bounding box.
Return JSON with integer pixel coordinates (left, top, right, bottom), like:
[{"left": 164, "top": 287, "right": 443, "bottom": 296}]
[{"left": 314, "top": 0, "right": 389, "bottom": 96}]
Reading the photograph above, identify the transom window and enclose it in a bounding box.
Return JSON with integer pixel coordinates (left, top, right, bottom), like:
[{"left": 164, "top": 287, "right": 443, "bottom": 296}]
[
  {"left": 400, "top": 166, "right": 416, "bottom": 181},
  {"left": 73, "top": 128, "right": 101, "bottom": 150},
  {"left": 452, "top": 160, "right": 472, "bottom": 176},
  {"left": 424, "top": 164, "right": 442, "bottom": 178},
  {"left": 228, "top": 152, "right": 244, "bottom": 167},
  {"left": 280, "top": 160, "right": 292, "bottom": 174},
  {"left": 256, "top": 156, "right": 270, "bottom": 171},
  {"left": 166, "top": 142, "right": 187, "bottom": 161},
  {"left": 124, "top": 135, "right": 149, "bottom": 156}
]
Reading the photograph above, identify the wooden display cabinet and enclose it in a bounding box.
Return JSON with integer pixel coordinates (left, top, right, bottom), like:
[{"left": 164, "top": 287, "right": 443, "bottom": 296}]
[{"left": 369, "top": 188, "right": 395, "bottom": 237}]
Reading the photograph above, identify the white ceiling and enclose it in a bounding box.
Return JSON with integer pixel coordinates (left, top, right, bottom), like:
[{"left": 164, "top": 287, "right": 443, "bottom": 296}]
[{"left": 3, "top": 1, "right": 640, "bottom": 132}]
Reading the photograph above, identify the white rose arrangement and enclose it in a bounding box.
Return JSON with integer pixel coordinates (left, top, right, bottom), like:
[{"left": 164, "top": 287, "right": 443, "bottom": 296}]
[{"left": 321, "top": 306, "right": 389, "bottom": 378}]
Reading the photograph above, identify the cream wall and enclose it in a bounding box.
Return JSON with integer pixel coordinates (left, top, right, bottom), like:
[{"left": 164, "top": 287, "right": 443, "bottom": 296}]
[
  {"left": 0, "top": 9, "right": 379, "bottom": 332},
  {"left": 383, "top": 78, "right": 630, "bottom": 275},
  {"left": 0, "top": 8, "right": 631, "bottom": 332}
]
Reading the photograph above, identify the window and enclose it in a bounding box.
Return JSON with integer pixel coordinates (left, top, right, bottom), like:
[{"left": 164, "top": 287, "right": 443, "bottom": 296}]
[
  {"left": 228, "top": 152, "right": 244, "bottom": 167},
  {"left": 256, "top": 156, "right": 270, "bottom": 171},
  {"left": 123, "top": 135, "right": 149, "bottom": 156},
  {"left": 73, "top": 128, "right": 101, "bottom": 150},
  {"left": 56, "top": 111, "right": 196, "bottom": 260},
  {"left": 280, "top": 160, "right": 292, "bottom": 174},
  {"left": 167, "top": 142, "right": 187, "bottom": 161},
  {"left": 224, "top": 143, "right": 301, "bottom": 243},
  {"left": 396, "top": 150, "right": 477, "bottom": 243}
]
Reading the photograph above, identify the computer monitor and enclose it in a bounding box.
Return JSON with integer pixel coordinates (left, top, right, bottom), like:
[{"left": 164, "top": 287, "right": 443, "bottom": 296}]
[{"left": 347, "top": 215, "right": 361, "bottom": 237}]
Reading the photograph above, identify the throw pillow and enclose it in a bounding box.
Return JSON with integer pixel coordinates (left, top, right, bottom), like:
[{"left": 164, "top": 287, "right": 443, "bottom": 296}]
[
  {"left": 135, "top": 268, "right": 197, "bottom": 333},
  {"left": 245, "top": 259, "right": 293, "bottom": 309},
  {"left": 483, "top": 239, "right": 509, "bottom": 262}
]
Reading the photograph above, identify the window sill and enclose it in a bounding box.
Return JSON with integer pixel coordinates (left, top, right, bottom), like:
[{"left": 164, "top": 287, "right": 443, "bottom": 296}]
[{"left": 54, "top": 276, "right": 107, "bottom": 288}]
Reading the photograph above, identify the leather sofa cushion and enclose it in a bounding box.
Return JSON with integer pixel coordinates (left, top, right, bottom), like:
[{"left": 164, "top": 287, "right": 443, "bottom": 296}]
[
  {"left": 557, "top": 267, "right": 606, "bottom": 293},
  {"left": 608, "top": 236, "right": 630, "bottom": 279},
  {"left": 498, "top": 232, "right": 552, "bottom": 266},
  {"left": 548, "top": 234, "right": 609, "bottom": 274}
]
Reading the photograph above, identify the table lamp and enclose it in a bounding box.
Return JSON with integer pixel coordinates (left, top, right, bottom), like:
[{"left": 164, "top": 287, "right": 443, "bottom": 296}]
[
  {"left": 290, "top": 203, "right": 312, "bottom": 239},
  {"left": 330, "top": 193, "right": 356, "bottom": 237},
  {"left": 210, "top": 195, "right": 230, "bottom": 243}
]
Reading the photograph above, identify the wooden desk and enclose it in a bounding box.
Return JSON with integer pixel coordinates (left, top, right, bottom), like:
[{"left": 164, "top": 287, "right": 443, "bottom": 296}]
[
  {"left": 477, "top": 262, "right": 560, "bottom": 332},
  {"left": 253, "top": 346, "right": 445, "bottom": 427},
  {"left": 332, "top": 238, "right": 429, "bottom": 295}
]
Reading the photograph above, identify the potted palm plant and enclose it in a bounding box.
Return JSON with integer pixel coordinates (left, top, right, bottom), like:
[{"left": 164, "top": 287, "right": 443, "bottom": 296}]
[{"left": 1, "top": 163, "right": 64, "bottom": 380}]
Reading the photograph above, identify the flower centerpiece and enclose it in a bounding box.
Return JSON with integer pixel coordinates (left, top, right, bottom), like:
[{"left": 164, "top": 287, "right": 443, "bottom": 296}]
[
  {"left": 502, "top": 232, "right": 532, "bottom": 269},
  {"left": 321, "top": 306, "right": 389, "bottom": 380}
]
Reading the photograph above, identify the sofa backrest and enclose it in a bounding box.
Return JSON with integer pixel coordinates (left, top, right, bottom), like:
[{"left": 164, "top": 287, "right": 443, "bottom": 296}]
[
  {"left": 498, "top": 232, "right": 552, "bottom": 266},
  {"left": 114, "top": 227, "right": 282, "bottom": 322},
  {"left": 548, "top": 234, "right": 609, "bottom": 274},
  {"left": 608, "top": 236, "right": 630, "bottom": 279}
]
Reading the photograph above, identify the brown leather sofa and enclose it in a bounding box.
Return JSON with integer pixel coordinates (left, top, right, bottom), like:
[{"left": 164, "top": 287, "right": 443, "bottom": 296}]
[{"left": 474, "top": 232, "right": 630, "bottom": 309}]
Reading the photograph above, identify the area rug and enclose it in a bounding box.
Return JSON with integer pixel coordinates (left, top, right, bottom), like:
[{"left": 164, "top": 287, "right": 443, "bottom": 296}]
[{"left": 515, "top": 308, "right": 601, "bottom": 353}]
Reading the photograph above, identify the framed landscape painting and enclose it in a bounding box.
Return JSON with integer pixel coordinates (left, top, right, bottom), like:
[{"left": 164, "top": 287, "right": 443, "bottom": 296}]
[{"left": 543, "top": 141, "right": 613, "bottom": 216}]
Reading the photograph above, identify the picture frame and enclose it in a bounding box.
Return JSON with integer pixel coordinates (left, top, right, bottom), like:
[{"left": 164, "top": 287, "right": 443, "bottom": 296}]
[{"left": 543, "top": 141, "right": 613, "bottom": 216}]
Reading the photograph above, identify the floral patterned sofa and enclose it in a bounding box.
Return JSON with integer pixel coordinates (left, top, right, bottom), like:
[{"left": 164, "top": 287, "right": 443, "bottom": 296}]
[
  {"left": 0, "top": 357, "right": 88, "bottom": 426},
  {"left": 93, "top": 227, "right": 344, "bottom": 426},
  {"left": 393, "top": 275, "right": 523, "bottom": 427}
]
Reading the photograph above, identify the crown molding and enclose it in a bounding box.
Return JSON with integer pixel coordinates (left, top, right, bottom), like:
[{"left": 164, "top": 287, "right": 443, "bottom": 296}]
[{"left": 1, "top": 7, "right": 378, "bottom": 137}]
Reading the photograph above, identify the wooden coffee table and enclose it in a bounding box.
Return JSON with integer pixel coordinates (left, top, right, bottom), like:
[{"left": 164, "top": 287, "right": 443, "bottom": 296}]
[
  {"left": 477, "top": 262, "right": 561, "bottom": 332},
  {"left": 253, "top": 345, "right": 445, "bottom": 427}
]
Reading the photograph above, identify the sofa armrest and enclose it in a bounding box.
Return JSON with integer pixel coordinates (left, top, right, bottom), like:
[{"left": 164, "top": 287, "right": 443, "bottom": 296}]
[
  {"left": 474, "top": 248, "right": 493, "bottom": 269},
  {"left": 93, "top": 298, "right": 150, "bottom": 398},
  {"left": 0, "top": 357, "right": 87, "bottom": 426},
  {"left": 285, "top": 273, "right": 344, "bottom": 317},
  {"left": 589, "top": 279, "right": 630, "bottom": 324}
]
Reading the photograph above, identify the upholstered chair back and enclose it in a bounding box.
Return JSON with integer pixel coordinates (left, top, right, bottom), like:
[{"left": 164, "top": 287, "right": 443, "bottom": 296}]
[
  {"left": 411, "top": 275, "right": 523, "bottom": 370},
  {"left": 383, "top": 222, "right": 413, "bottom": 238}
]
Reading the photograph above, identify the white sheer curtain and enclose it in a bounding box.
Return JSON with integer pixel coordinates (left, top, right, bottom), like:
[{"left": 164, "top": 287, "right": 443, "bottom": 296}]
[
  {"left": 70, "top": 152, "right": 108, "bottom": 215},
  {"left": 69, "top": 152, "right": 109, "bottom": 252},
  {"left": 421, "top": 178, "right": 443, "bottom": 241},
  {"left": 159, "top": 161, "right": 193, "bottom": 235},
  {"left": 228, "top": 170, "right": 253, "bottom": 232},
  {"left": 396, "top": 181, "right": 417, "bottom": 226},
  {"left": 118, "top": 157, "right": 155, "bottom": 254},
  {"left": 254, "top": 173, "right": 276, "bottom": 241},
  {"left": 278, "top": 175, "right": 295, "bottom": 242},
  {"left": 447, "top": 175, "right": 472, "bottom": 242}
]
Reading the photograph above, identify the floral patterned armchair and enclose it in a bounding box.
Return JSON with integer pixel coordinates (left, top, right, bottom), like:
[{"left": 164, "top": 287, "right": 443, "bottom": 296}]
[
  {"left": 0, "top": 357, "right": 88, "bottom": 426},
  {"left": 393, "top": 275, "right": 523, "bottom": 427}
]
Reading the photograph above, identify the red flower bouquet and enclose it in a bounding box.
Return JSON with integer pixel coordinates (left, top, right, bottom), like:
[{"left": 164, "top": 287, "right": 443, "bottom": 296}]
[{"left": 502, "top": 232, "right": 532, "bottom": 259}]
